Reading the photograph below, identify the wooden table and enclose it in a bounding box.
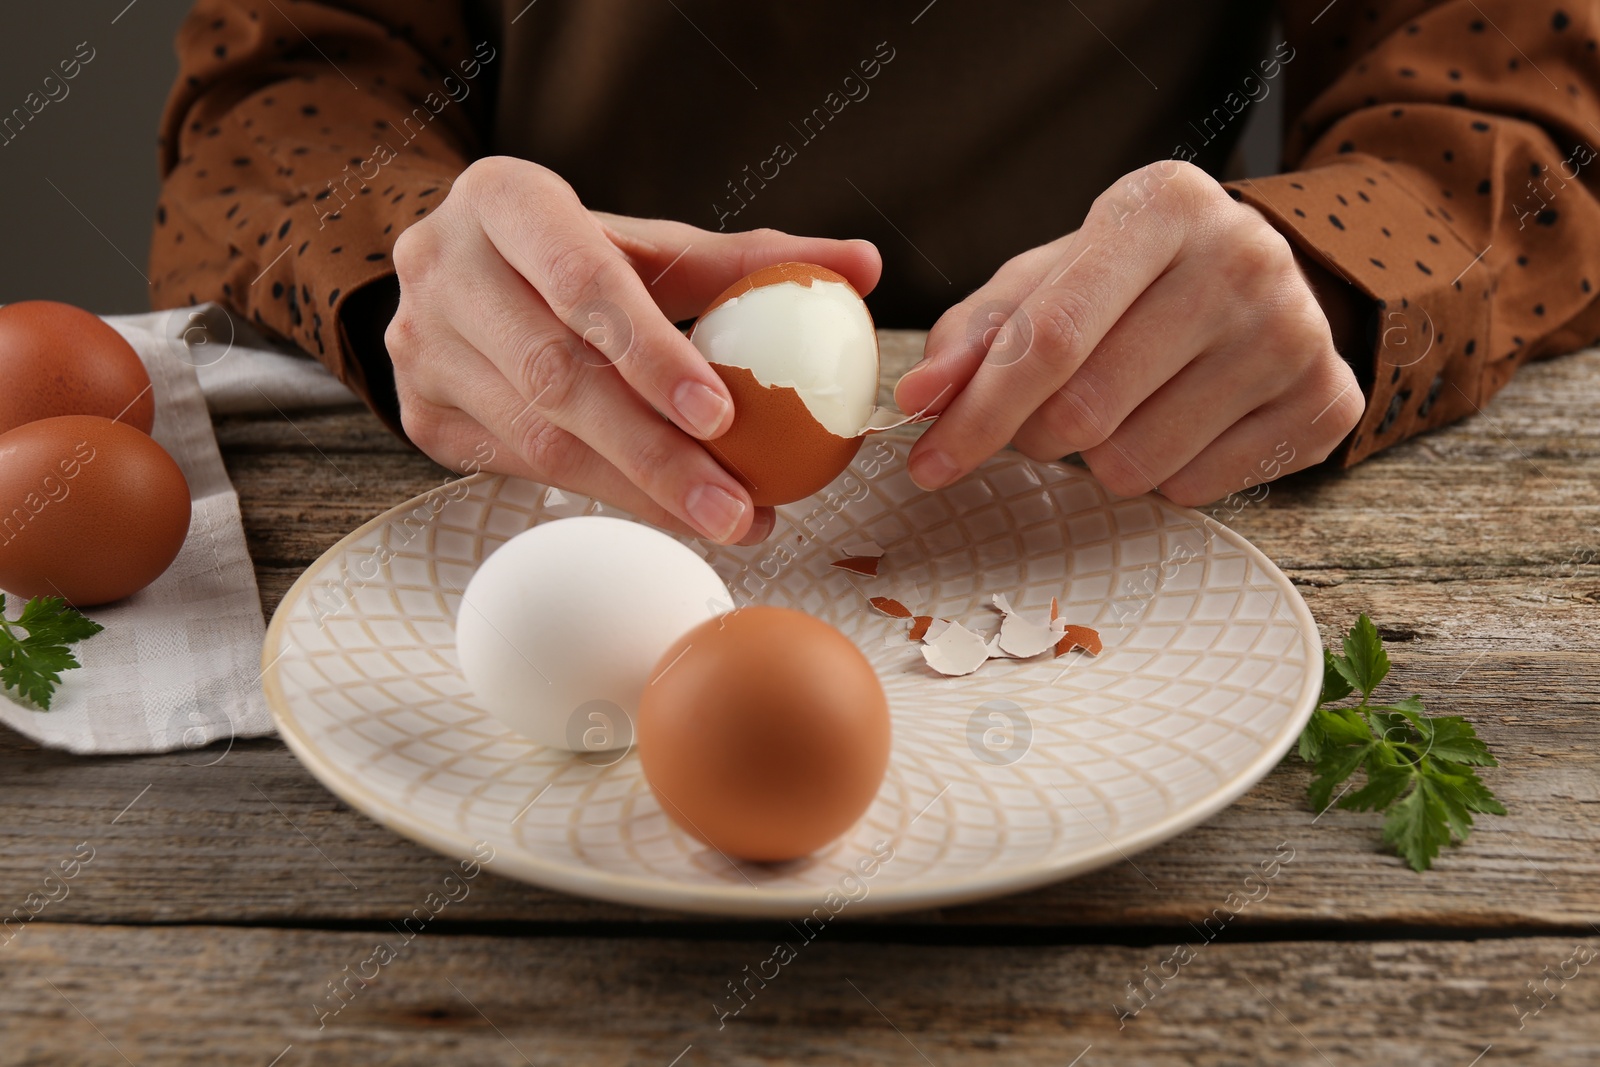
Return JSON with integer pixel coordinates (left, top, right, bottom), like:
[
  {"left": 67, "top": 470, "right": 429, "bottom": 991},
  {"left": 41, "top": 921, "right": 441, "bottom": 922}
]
[{"left": 3, "top": 333, "right": 1597, "bottom": 1065}]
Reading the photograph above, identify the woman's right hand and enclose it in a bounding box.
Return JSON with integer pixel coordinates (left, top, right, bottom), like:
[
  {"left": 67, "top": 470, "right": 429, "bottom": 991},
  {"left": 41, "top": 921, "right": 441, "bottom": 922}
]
[{"left": 385, "top": 156, "right": 882, "bottom": 544}]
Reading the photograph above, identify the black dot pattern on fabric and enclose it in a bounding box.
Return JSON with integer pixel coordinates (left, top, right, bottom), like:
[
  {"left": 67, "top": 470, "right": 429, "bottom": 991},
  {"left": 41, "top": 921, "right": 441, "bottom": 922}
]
[
  {"left": 1219, "top": 0, "right": 1600, "bottom": 468},
  {"left": 148, "top": 0, "right": 1600, "bottom": 462}
]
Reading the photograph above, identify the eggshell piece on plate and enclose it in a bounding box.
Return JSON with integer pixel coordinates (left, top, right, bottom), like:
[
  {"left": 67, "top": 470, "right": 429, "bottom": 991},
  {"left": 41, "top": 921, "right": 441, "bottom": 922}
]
[
  {"left": 0, "top": 415, "right": 190, "bottom": 606},
  {"left": 919, "top": 618, "right": 992, "bottom": 676},
  {"left": 637, "top": 605, "right": 891, "bottom": 863},
  {"left": 0, "top": 301, "right": 154, "bottom": 436},
  {"left": 868, "top": 596, "right": 913, "bottom": 619},
  {"left": 991, "top": 593, "right": 1067, "bottom": 658},
  {"left": 1056, "top": 625, "right": 1103, "bottom": 657},
  {"left": 1048, "top": 594, "right": 1102, "bottom": 655}
]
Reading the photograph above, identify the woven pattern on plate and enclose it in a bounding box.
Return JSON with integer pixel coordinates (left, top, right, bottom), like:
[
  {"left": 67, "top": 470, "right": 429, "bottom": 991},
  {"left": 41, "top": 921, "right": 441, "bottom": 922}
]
[{"left": 264, "top": 439, "right": 1319, "bottom": 916}]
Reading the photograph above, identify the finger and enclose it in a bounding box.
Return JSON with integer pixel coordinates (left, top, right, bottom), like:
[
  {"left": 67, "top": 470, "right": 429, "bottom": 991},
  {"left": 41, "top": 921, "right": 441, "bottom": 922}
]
[
  {"left": 1155, "top": 363, "right": 1363, "bottom": 507},
  {"left": 399, "top": 390, "right": 698, "bottom": 537},
  {"left": 420, "top": 400, "right": 778, "bottom": 546},
  {"left": 893, "top": 239, "right": 1063, "bottom": 416},
  {"left": 466, "top": 165, "right": 736, "bottom": 442},
  {"left": 428, "top": 277, "right": 764, "bottom": 545},
  {"left": 1076, "top": 337, "right": 1307, "bottom": 498},
  {"left": 737, "top": 506, "right": 777, "bottom": 547},
  {"left": 1009, "top": 259, "right": 1234, "bottom": 460},
  {"left": 905, "top": 162, "right": 1215, "bottom": 490},
  {"left": 597, "top": 213, "right": 884, "bottom": 320}
]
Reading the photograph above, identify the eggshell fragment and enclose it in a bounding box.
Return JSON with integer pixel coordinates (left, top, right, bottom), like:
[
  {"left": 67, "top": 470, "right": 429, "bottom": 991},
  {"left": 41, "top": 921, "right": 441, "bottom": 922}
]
[
  {"left": 831, "top": 556, "right": 880, "bottom": 577},
  {"left": 868, "top": 596, "right": 913, "bottom": 619},
  {"left": 910, "top": 593, "right": 1104, "bottom": 674},
  {"left": 1049, "top": 595, "right": 1103, "bottom": 655},
  {"left": 991, "top": 593, "right": 1068, "bottom": 658},
  {"left": 920, "top": 619, "right": 993, "bottom": 676},
  {"left": 1056, "top": 625, "right": 1104, "bottom": 657}
]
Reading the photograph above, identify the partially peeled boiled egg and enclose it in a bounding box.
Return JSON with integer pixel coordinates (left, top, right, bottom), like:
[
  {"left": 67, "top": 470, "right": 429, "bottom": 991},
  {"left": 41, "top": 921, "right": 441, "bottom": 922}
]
[{"left": 689, "top": 263, "right": 920, "bottom": 506}]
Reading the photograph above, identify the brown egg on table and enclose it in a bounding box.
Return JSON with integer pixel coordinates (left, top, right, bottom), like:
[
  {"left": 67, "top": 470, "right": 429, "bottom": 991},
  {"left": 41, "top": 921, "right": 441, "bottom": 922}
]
[
  {"left": 637, "top": 605, "right": 891, "bottom": 862},
  {"left": 0, "top": 415, "right": 191, "bottom": 606},
  {"left": 0, "top": 301, "right": 155, "bottom": 436},
  {"left": 689, "top": 263, "right": 919, "bottom": 506}
]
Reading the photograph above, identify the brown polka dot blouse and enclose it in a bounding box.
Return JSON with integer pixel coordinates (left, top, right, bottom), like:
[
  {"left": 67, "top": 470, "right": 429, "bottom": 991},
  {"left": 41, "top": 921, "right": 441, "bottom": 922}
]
[{"left": 149, "top": 0, "right": 1600, "bottom": 466}]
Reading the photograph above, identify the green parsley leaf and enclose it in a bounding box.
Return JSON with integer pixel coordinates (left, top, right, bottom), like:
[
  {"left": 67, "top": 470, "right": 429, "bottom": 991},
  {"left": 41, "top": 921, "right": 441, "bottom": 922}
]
[
  {"left": 1338, "top": 614, "right": 1390, "bottom": 698},
  {"left": 1297, "top": 710, "right": 1327, "bottom": 764},
  {"left": 1309, "top": 736, "right": 1372, "bottom": 814},
  {"left": 1295, "top": 615, "right": 1505, "bottom": 871},
  {"left": 1318, "top": 647, "right": 1355, "bottom": 707},
  {"left": 0, "top": 594, "right": 105, "bottom": 711},
  {"left": 1338, "top": 758, "right": 1415, "bottom": 813},
  {"left": 1383, "top": 776, "right": 1454, "bottom": 871},
  {"left": 1414, "top": 715, "right": 1499, "bottom": 767}
]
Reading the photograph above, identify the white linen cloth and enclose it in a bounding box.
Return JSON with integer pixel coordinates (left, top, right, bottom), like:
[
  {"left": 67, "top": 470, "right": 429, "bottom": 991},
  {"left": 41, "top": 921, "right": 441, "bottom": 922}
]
[{"left": 0, "top": 304, "right": 358, "bottom": 754}]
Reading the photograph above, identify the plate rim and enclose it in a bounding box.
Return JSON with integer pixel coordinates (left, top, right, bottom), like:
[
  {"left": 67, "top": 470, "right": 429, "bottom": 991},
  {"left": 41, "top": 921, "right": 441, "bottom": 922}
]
[{"left": 262, "top": 460, "right": 1322, "bottom": 918}]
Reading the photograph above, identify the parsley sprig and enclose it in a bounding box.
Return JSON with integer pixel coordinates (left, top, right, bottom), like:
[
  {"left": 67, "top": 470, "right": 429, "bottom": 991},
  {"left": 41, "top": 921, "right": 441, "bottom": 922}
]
[
  {"left": 1298, "top": 614, "right": 1504, "bottom": 871},
  {"left": 0, "top": 594, "right": 104, "bottom": 710}
]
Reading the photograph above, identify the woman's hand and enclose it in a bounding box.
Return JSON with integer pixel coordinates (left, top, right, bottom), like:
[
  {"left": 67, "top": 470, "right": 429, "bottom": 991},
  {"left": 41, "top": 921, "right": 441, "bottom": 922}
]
[
  {"left": 386, "top": 156, "right": 881, "bottom": 543},
  {"left": 895, "top": 160, "right": 1364, "bottom": 505}
]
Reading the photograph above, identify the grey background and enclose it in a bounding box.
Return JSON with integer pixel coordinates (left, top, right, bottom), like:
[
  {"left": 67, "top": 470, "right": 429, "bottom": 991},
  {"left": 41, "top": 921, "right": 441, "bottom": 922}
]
[
  {"left": 0, "top": 0, "right": 194, "bottom": 313},
  {"left": 0, "top": 3, "right": 1282, "bottom": 317}
]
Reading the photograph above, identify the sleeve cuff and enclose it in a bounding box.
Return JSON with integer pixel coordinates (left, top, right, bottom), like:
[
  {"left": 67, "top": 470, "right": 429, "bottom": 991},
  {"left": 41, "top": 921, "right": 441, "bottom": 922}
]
[
  {"left": 1226, "top": 155, "right": 1493, "bottom": 466},
  {"left": 336, "top": 273, "right": 407, "bottom": 441}
]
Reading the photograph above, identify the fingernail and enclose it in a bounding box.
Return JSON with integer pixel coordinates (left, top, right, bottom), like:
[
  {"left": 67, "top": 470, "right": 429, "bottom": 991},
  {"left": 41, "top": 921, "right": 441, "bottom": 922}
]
[
  {"left": 686, "top": 483, "right": 747, "bottom": 542},
  {"left": 673, "top": 379, "right": 731, "bottom": 439},
  {"left": 909, "top": 449, "right": 959, "bottom": 491},
  {"left": 737, "top": 508, "right": 776, "bottom": 546}
]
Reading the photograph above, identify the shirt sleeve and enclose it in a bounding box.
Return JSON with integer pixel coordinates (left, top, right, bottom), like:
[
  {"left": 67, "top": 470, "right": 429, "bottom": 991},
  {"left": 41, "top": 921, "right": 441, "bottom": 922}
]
[
  {"left": 148, "top": 0, "right": 495, "bottom": 431},
  {"left": 1225, "top": 0, "right": 1600, "bottom": 466}
]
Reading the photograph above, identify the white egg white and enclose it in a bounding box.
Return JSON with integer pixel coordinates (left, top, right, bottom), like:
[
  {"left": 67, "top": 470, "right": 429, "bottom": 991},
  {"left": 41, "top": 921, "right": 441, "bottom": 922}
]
[{"left": 690, "top": 279, "right": 878, "bottom": 438}]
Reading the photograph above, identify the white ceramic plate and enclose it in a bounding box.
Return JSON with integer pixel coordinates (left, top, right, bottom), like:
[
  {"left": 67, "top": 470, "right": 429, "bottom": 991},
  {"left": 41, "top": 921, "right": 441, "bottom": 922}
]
[{"left": 262, "top": 439, "right": 1320, "bottom": 917}]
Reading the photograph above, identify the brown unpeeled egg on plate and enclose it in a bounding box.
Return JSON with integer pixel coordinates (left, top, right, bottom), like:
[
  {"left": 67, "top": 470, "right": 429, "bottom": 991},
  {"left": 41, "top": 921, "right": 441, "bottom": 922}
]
[
  {"left": 637, "top": 605, "right": 891, "bottom": 862},
  {"left": 689, "top": 263, "right": 919, "bottom": 506}
]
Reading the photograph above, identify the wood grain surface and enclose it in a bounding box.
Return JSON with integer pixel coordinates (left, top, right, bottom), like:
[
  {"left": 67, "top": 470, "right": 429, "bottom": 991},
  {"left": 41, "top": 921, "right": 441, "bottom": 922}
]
[
  {"left": 5, "top": 925, "right": 1596, "bottom": 1064},
  {"left": 1, "top": 333, "right": 1596, "bottom": 1061}
]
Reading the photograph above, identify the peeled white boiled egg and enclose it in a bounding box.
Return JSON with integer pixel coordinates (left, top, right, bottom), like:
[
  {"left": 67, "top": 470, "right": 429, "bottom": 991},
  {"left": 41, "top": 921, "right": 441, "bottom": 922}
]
[
  {"left": 690, "top": 262, "right": 907, "bottom": 506},
  {"left": 455, "top": 516, "right": 732, "bottom": 752}
]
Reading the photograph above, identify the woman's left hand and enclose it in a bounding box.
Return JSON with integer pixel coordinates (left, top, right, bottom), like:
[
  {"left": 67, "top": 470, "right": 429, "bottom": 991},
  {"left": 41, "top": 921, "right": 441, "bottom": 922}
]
[{"left": 894, "top": 160, "right": 1365, "bottom": 505}]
